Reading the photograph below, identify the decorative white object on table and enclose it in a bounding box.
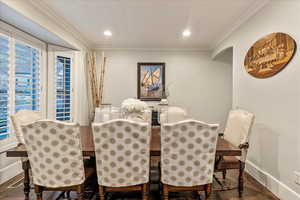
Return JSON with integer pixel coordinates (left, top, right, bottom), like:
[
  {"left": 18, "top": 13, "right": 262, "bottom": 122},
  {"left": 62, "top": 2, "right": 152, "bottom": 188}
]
[
  {"left": 121, "top": 98, "right": 148, "bottom": 113},
  {"left": 121, "top": 98, "right": 148, "bottom": 121}
]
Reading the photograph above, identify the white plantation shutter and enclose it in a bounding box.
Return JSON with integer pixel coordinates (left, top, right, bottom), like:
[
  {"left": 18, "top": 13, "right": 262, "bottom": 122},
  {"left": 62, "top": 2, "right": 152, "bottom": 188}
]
[
  {"left": 56, "top": 56, "right": 72, "bottom": 121},
  {"left": 14, "top": 41, "right": 40, "bottom": 113},
  {"left": 0, "top": 24, "right": 44, "bottom": 141},
  {"left": 0, "top": 34, "right": 9, "bottom": 139}
]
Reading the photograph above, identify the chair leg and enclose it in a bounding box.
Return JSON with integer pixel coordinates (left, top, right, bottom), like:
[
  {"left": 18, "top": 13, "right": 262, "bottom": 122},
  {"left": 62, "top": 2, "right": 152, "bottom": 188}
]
[
  {"left": 238, "top": 161, "right": 245, "bottom": 197},
  {"left": 142, "top": 183, "right": 149, "bottom": 200},
  {"left": 22, "top": 161, "right": 30, "bottom": 200},
  {"left": 159, "top": 182, "right": 163, "bottom": 196},
  {"left": 95, "top": 191, "right": 100, "bottom": 200},
  {"left": 77, "top": 184, "right": 84, "bottom": 200},
  {"left": 204, "top": 184, "right": 212, "bottom": 200},
  {"left": 163, "top": 184, "right": 169, "bottom": 200},
  {"left": 67, "top": 191, "right": 72, "bottom": 199},
  {"left": 34, "top": 185, "right": 43, "bottom": 200},
  {"left": 99, "top": 186, "right": 105, "bottom": 200},
  {"left": 55, "top": 192, "right": 66, "bottom": 200},
  {"left": 222, "top": 170, "right": 227, "bottom": 180}
]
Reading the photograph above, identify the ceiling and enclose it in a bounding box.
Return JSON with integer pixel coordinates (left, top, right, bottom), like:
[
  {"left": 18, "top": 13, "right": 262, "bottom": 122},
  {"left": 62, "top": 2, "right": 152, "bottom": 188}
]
[
  {"left": 38, "top": 0, "right": 269, "bottom": 50},
  {"left": 0, "top": 2, "right": 74, "bottom": 49}
]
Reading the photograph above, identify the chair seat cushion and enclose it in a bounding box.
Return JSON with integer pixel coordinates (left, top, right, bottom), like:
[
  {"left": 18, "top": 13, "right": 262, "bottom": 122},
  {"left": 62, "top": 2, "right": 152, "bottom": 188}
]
[{"left": 216, "top": 156, "right": 240, "bottom": 170}]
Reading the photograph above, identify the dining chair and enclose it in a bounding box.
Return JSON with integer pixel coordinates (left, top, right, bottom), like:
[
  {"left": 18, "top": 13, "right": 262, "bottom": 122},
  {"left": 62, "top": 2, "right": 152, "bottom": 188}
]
[
  {"left": 21, "top": 120, "right": 94, "bottom": 200},
  {"left": 161, "top": 120, "right": 219, "bottom": 200},
  {"left": 10, "top": 110, "right": 42, "bottom": 197},
  {"left": 159, "top": 106, "right": 188, "bottom": 124},
  {"left": 10, "top": 110, "right": 42, "bottom": 145},
  {"left": 92, "top": 119, "right": 151, "bottom": 200},
  {"left": 215, "top": 109, "right": 255, "bottom": 197}
]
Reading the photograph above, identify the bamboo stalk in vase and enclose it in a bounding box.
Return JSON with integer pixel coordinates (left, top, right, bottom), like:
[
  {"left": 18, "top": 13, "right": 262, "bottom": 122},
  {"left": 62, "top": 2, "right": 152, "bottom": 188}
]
[{"left": 99, "top": 56, "right": 107, "bottom": 105}]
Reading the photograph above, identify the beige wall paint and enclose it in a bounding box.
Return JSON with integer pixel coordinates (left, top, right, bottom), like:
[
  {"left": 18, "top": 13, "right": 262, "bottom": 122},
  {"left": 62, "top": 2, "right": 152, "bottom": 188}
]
[
  {"left": 213, "top": 0, "right": 300, "bottom": 199},
  {"left": 96, "top": 50, "right": 232, "bottom": 129}
]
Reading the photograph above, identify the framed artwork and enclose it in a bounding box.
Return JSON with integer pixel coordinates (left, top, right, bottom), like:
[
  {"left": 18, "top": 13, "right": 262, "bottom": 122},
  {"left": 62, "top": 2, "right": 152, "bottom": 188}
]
[
  {"left": 137, "top": 62, "right": 165, "bottom": 101},
  {"left": 244, "top": 32, "right": 296, "bottom": 78}
]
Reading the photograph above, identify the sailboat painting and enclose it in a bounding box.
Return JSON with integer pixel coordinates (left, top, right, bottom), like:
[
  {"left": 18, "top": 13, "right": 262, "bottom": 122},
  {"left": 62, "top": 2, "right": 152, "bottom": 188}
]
[{"left": 137, "top": 63, "right": 165, "bottom": 101}]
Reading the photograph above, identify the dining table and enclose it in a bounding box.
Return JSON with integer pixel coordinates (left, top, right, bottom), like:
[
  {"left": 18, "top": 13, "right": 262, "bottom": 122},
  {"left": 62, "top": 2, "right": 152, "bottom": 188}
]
[{"left": 6, "top": 126, "right": 242, "bottom": 200}]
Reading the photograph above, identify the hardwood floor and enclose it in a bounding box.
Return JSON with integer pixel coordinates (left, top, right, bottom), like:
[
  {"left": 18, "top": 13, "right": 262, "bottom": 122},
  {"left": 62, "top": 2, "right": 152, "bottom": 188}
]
[{"left": 0, "top": 170, "right": 279, "bottom": 200}]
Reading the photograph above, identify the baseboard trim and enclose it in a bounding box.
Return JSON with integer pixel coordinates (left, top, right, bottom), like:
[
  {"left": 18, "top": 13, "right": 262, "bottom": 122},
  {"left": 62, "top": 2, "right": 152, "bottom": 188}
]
[
  {"left": 0, "top": 160, "right": 22, "bottom": 185},
  {"left": 246, "top": 160, "right": 300, "bottom": 200}
]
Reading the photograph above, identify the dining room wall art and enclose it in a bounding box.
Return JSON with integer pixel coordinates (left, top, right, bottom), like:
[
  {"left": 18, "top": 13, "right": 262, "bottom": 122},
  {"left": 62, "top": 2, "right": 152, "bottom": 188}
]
[
  {"left": 137, "top": 62, "right": 165, "bottom": 101},
  {"left": 244, "top": 32, "right": 296, "bottom": 78}
]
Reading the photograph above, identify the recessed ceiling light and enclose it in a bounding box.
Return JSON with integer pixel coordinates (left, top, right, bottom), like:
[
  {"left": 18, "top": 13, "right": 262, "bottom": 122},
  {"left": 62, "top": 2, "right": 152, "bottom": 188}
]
[
  {"left": 104, "top": 30, "right": 112, "bottom": 36},
  {"left": 182, "top": 29, "right": 191, "bottom": 37}
]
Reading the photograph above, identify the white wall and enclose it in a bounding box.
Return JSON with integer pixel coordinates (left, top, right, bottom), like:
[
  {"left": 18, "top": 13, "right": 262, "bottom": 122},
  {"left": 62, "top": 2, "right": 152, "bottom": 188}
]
[
  {"left": 213, "top": 0, "right": 300, "bottom": 199},
  {"left": 96, "top": 50, "right": 232, "bottom": 129}
]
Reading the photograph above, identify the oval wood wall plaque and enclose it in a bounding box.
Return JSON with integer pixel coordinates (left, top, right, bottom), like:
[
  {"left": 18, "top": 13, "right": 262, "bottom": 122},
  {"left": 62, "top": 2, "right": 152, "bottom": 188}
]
[{"left": 244, "top": 32, "right": 296, "bottom": 78}]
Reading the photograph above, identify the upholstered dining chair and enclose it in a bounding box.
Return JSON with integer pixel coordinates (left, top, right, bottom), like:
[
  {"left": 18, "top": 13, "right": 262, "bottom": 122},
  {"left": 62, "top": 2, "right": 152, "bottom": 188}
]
[
  {"left": 161, "top": 120, "right": 219, "bottom": 200},
  {"left": 215, "top": 109, "right": 255, "bottom": 197},
  {"left": 159, "top": 106, "right": 188, "bottom": 124},
  {"left": 92, "top": 119, "right": 151, "bottom": 200},
  {"left": 10, "top": 110, "right": 42, "bottom": 145},
  {"left": 10, "top": 110, "right": 42, "bottom": 197},
  {"left": 22, "top": 120, "right": 94, "bottom": 200}
]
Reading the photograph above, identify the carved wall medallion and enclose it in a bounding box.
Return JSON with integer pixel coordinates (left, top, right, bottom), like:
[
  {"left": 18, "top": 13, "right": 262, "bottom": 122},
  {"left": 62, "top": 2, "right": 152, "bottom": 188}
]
[{"left": 244, "top": 32, "right": 296, "bottom": 78}]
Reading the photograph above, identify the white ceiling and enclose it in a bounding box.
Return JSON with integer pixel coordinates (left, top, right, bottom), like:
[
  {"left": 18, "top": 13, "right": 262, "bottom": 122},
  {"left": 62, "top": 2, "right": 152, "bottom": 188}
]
[
  {"left": 40, "top": 0, "right": 269, "bottom": 50},
  {"left": 0, "top": 2, "right": 75, "bottom": 49}
]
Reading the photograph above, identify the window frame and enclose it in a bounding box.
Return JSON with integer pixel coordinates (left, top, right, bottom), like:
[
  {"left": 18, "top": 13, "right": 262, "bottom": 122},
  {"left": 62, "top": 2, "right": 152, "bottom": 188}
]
[
  {"left": 0, "top": 21, "right": 47, "bottom": 142},
  {"left": 47, "top": 45, "right": 75, "bottom": 121}
]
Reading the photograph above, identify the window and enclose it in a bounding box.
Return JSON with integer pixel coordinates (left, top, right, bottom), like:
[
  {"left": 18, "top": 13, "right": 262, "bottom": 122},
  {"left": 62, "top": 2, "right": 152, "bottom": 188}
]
[
  {"left": 15, "top": 41, "right": 40, "bottom": 113},
  {"left": 0, "top": 34, "right": 9, "bottom": 139},
  {"left": 56, "top": 56, "right": 72, "bottom": 121},
  {"left": 0, "top": 25, "right": 44, "bottom": 140}
]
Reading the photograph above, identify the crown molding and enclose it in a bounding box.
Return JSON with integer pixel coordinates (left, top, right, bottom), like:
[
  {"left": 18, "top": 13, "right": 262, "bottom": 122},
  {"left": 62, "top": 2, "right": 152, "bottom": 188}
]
[
  {"left": 28, "top": 0, "right": 92, "bottom": 49},
  {"left": 210, "top": 0, "right": 271, "bottom": 51},
  {"left": 92, "top": 46, "right": 211, "bottom": 52}
]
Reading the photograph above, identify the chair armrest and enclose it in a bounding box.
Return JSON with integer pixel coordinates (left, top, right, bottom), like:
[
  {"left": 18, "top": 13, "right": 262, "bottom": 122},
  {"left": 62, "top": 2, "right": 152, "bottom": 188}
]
[
  {"left": 238, "top": 142, "right": 249, "bottom": 149},
  {"left": 218, "top": 132, "right": 224, "bottom": 137},
  {"left": 0, "top": 143, "right": 23, "bottom": 155}
]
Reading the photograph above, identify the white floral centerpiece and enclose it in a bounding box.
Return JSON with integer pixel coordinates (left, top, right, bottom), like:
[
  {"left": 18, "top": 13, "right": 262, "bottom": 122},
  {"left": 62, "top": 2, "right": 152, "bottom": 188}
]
[{"left": 121, "top": 98, "right": 148, "bottom": 121}]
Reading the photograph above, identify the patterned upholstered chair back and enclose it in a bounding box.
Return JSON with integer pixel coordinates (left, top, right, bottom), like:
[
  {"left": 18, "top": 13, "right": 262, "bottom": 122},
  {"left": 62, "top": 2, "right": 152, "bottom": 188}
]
[
  {"left": 22, "top": 120, "right": 85, "bottom": 187},
  {"left": 160, "top": 106, "right": 188, "bottom": 124},
  {"left": 224, "top": 109, "right": 255, "bottom": 161},
  {"left": 92, "top": 119, "right": 151, "bottom": 187},
  {"left": 10, "top": 110, "right": 41, "bottom": 144},
  {"left": 161, "top": 120, "right": 219, "bottom": 187}
]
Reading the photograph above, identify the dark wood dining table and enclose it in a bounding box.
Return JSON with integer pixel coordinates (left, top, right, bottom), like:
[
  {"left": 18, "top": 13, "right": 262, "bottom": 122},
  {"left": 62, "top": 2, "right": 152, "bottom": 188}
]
[{"left": 6, "top": 126, "right": 241, "bottom": 200}]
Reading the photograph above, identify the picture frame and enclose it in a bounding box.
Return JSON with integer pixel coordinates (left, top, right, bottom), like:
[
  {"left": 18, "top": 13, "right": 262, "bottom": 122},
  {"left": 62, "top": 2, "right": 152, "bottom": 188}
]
[{"left": 137, "top": 62, "right": 165, "bottom": 101}]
